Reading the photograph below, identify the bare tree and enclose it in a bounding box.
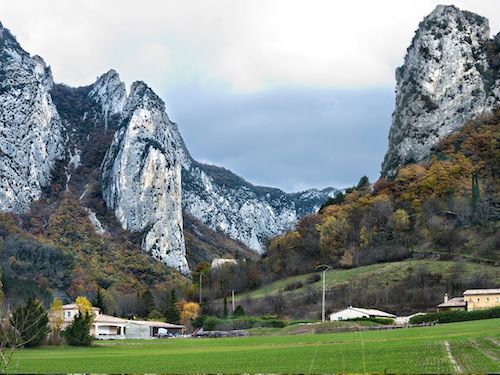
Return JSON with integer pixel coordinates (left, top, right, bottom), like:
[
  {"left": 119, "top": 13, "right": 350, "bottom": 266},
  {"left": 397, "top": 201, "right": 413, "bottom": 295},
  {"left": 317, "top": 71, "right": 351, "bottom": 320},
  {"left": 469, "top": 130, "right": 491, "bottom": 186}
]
[{"left": 0, "top": 305, "right": 48, "bottom": 373}]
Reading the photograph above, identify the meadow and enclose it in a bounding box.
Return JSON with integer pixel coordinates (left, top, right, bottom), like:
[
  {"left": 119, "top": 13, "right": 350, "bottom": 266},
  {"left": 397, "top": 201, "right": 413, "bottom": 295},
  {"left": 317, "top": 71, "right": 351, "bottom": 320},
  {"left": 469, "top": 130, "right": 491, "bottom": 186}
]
[
  {"left": 233, "top": 260, "right": 500, "bottom": 301},
  {"left": 8, "top": 318, "right": 500, "bottom": 374}
]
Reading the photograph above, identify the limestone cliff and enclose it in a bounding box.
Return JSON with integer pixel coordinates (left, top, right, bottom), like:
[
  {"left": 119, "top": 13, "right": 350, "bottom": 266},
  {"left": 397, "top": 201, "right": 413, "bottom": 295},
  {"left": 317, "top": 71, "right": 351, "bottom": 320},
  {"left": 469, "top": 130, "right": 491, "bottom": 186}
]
[
  {"left": 101, "top": 82, "right": 189, "bottom": 274},
  {"left": 382, "top": 5, "right": 500, "bottom": 177},
  {"left": 0, "top": 22, "right": 65, "bottom": 212}
]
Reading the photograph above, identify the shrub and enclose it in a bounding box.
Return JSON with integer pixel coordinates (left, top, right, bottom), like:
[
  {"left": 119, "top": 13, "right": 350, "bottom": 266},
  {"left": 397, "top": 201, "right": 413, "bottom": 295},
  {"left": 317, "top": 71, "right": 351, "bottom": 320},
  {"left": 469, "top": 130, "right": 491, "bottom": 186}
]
[
  {"left": 409, "top": 307, "right": 500, "bottom": 324},
  {"left": 307, "top": 274, "right": 321, "bottom": 284},
  {"left": 233, "top": 305, "right": 245, "bottom": 317},
  {"left": 284, "top": 281, "right": 304, "bottom": 291},
  {"left": 63, "top": 312, "right": 93, "bottom": 346}
]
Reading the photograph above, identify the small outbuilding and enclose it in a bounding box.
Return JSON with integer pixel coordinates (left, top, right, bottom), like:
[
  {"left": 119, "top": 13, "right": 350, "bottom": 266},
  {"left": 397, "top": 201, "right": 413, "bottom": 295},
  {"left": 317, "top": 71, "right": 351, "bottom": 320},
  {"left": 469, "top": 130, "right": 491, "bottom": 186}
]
[
  {"left": 329, "top": 306, "right": 395, "bottom": 321},
  {"left": 125, "top": 320, "right": 184, "bottom": 339}
]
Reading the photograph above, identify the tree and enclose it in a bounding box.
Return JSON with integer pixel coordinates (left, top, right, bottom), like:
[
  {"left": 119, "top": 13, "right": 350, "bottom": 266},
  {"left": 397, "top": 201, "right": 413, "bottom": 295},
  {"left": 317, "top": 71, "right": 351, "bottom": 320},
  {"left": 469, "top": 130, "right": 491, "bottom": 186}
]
[
  {"left": 164, "top": 290, "right": 180, "bottom": 324},
  {"left": 10, "top": 297, "right": 49, "bottom": 348},
  {"left": 223, "top": 296, "right": 228, "bottom": 318},
  {"left": 75, "top": 296, "right": 93, "bottom": 317},
  {"left": 233, "top": 305, "right": 245, "bottom": 317},
  {"left": 179, "top": 301, "right": 201, "bottom": 326},
  {"left": 356, "top": 175, "right": 369, "bottom": 190},
  {"left": 63, "top": 312, "right": 93, "bottom": 346},
  {"left": 48, "top": 298, "right": 64, "bottom": 342},
  {"left": 93, "top": 288, "right": 113, "bottom": 315},
  {"left": 141, "top": 289, "right": 156, "bottom": 317}
]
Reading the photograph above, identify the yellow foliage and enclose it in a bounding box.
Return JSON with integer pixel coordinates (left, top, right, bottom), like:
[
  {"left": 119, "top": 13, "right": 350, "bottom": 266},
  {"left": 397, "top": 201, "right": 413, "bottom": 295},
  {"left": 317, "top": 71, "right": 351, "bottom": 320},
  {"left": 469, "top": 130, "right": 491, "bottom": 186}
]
[
  {"left": 392, "top": 209, "right": 410, "bottom": 232},
  {"left": 75, "top": 296, "right": 93, "bottom": 316},
  {"left": 179, "top": 301, "right": 201, "bottom": 325},
  {"left": 49, "top": 298, "right": 64, "bottom": 333}
]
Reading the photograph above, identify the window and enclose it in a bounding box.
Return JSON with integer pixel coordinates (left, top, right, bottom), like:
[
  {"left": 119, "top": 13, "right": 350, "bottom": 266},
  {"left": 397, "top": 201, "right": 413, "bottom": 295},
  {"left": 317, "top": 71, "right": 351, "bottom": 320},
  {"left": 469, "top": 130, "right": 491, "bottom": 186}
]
[
  {"left": 65, "top": 311, "right": 71, "bottom": 318},
  {"left": 477, "top": 298, "right": 480, "bottom": 302}
]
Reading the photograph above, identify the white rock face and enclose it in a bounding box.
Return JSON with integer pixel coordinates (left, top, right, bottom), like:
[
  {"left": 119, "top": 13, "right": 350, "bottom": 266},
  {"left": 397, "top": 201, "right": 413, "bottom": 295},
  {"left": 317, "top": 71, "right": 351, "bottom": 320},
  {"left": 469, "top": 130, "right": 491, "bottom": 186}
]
[
  {"left": 382, "top": 5, "right": 500, "bottom": 177},
  {"left": 88, "top": 69, "right": 127, "bottom": 131},
  {"left": 0, "top": 23, "right": 65, "bottom": 212},
  {"left": 101, "top": 81, "right": 189, "bottom": 274},
  {"left": 180, "top": 157, "right": 337, "bottom": 252}
]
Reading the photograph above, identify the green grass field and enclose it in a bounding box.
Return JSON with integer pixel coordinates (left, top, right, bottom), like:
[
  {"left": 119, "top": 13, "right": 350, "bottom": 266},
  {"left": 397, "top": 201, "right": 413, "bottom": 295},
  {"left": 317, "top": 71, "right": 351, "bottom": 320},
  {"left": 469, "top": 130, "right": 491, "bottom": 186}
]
[
  {"left": 234, "top": 260, "right": 500, "bottom": 301},
  {"left": 8, "top": 319, "right": 500, "bottom": 373}
]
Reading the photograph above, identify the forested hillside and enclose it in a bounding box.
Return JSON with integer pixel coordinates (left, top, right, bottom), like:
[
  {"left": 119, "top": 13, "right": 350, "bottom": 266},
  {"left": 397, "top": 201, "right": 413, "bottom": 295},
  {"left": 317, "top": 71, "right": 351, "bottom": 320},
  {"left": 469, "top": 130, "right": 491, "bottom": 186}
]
[
  {"left": 262, "top": 109, "right": 499, "bottom": 279},
  {"left": 195, "top": 110, "right": 499, "bottom": 318}
]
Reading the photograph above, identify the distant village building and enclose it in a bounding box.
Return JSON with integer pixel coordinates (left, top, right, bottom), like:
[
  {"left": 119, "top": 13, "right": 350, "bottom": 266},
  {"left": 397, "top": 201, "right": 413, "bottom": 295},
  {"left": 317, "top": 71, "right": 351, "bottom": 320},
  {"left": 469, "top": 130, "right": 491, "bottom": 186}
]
[
  {"left": 329, "top": 306, "right": 395, "bottom": 321},
  {"left": 60, "top": 304, "right": 184, "bottom": 339},
  {"left": 211, "top": 258, "right": 238, "bottom": 268},
  {"left": 437, "top": 289, "right": 500, "bottom": 312},
  {"left": 437, "top": 293, "right": 466, "bottom": 311}
]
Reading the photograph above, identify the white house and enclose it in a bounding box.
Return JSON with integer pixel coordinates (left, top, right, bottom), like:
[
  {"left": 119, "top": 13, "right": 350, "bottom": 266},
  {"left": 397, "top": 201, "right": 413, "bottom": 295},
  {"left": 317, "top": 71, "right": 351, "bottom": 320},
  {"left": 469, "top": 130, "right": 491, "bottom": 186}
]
[
  {"left": 329, "top": 306, "right": 396, "bottom": 321},
  {"left": 60, "top": 304, "right": 183, "bottom": 340}
]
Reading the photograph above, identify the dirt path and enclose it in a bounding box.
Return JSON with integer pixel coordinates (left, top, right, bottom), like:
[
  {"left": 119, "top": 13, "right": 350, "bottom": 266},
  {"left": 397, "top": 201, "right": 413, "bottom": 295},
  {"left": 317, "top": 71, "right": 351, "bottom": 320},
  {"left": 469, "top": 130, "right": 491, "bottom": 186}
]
[{"left": 444, "top": 341, "right": 463, "bottom": 374}]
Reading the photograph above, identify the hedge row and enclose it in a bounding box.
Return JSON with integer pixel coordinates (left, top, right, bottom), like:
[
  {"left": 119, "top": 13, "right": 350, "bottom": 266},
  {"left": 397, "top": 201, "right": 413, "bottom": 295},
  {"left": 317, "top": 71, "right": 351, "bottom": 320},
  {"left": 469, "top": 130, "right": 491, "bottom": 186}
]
[
  {"left": 409, "top": 307, "right": 500, "bottom": 324},
  {"left": 203, "top": 316, "right": 286, "bottom": 331},
  {"left": 347, "top": 317, "right": 394, "bottom": 325}
]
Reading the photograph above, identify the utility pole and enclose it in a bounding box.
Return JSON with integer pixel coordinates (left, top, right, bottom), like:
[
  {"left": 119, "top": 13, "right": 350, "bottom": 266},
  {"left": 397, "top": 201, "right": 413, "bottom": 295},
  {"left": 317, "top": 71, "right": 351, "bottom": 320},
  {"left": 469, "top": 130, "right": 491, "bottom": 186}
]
[
  {"left": 232, "top": 290, "right": 235, "bottom": 311},
  {"left": 199, "top": 273, "right": 203, "bottom": 305},
  {"left": 316, "top": 264, "right": 332, "bottom": 323}
]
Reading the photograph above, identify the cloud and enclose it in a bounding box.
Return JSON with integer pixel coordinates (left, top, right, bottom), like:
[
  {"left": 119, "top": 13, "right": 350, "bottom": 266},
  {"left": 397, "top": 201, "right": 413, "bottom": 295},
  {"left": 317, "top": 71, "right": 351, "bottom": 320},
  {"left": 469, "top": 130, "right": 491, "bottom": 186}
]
[
  {"left": 165, "top": 85, "right": 394, "bottom": 191},
  {"left": 2, "top": 0, "right": 499, "bottom": 91},
  {"left": 1, "top": 0, "right": 498, "bottom": 190}
]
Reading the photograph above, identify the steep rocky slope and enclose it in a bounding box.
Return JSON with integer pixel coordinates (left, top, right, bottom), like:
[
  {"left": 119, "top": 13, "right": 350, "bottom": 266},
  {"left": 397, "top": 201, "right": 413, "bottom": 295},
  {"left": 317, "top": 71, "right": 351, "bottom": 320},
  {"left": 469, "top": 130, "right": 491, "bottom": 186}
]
[
  {"left": 181, "top": 160, "right": 337, "bottom": 252},
  {"left": 382, "top": 5, "right": 500, "bottom": 177},
  {"left": 0, "top": 22, "right": 65, "bottom": 212},
  {"left": 101, "top": 81, "right": 188, "bottom": 274}
]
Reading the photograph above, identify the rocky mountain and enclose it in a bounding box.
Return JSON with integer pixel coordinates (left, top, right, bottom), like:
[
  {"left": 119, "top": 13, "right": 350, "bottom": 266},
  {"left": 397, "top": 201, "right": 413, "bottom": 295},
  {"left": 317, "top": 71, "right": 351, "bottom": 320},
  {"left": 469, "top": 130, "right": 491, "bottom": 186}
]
[
  {"left": 181, "top": 160, "right": 337, "bottom": 252},
  {"left": 0, "top": 22, "right": 65, "bottom": 212},
  {"left": 101, "top": 81, "right": 188, "bottom": 274},
  {"left": 0, "top": 22, "right": 335, "bottom": 274},
  {"left": 382, "top": 5, "right": 500, "bottom": 177}
]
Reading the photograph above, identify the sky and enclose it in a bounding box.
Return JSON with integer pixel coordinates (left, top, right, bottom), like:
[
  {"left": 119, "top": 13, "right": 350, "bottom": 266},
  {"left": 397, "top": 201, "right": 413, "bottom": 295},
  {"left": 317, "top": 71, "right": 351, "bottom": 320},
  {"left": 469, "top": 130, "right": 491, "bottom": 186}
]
[{"left": 2, "top": 1, "right": 500, "bottom": 191}]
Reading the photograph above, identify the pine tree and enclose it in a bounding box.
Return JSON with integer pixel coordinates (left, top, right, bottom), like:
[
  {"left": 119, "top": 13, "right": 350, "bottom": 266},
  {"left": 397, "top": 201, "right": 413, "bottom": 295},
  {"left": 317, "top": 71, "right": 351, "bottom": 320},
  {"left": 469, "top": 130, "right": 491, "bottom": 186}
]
[
  {"left": 165, "top": 290, "right": 180, "bottom": 324},
  {"left": 93, "top": 288, "right": 113, "bottom": 315},
  {"left": 223, "top": 296, "right": 228, "bottom": 318},
  {"left": 63, "top": 312, "right": 93, "bottom": 346},
  {"left": 10, "top": 297, "right": 49, "bottom": 347},
  {"left": 141, "top": 289, "right": 156, "bottom": 317}
]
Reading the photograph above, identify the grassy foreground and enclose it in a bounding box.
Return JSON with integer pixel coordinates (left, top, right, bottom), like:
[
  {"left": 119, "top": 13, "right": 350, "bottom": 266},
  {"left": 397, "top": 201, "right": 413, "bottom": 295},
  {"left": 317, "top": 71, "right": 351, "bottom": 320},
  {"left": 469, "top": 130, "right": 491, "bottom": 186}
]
[{"left": 8, "top": 319, "right": 500, "bottom": 374}]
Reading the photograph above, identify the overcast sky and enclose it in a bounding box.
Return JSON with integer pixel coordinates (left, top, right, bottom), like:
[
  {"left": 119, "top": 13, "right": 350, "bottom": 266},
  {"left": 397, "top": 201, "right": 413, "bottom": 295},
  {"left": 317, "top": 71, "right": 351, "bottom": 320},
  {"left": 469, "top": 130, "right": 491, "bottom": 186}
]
[{"left": 2, "top": 1, "right": 499, "bottom": 191}]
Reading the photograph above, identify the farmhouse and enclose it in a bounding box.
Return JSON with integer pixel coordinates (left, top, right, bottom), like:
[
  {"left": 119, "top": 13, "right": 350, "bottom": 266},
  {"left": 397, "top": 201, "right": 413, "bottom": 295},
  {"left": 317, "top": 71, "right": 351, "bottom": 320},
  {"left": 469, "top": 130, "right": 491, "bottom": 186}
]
[
  {"left": 329, "top": 306, "right": 395, "bottom": 321},
  {"left": 60, "top": 304, "right": 183, "bottom": 339},
  {"left": 463, "top": 289, "right": 500, "bottom": 311},
  {"left": 437, "top": 289, "right": 500, "bottom": 311}
]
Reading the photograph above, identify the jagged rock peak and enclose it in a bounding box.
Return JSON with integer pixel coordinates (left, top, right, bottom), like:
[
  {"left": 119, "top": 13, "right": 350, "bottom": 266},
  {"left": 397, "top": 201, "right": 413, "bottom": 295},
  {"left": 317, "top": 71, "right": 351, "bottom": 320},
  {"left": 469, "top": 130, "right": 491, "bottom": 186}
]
[
  {"left": 123, "top": 80, "right": 166, "bottom": 115},
  {"left": 101, "top": 81, "right": 189, "bottom": 274},
  {"left": 381, "top": 5, "right": 499, "bottom": 177},
  {"left": 88, "top": 69, "right": 126, "bottom": 127},
  {"left": 0, "top": 21, "right": 65, "bottom": 213}
]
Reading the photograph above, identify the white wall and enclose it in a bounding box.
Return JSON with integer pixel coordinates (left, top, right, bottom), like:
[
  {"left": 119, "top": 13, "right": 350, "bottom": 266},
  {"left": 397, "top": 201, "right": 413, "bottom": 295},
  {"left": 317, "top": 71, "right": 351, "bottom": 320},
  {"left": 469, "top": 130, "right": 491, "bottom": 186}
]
[{"left": 329, "top": 308, "right": 368, "bottom": 321}]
